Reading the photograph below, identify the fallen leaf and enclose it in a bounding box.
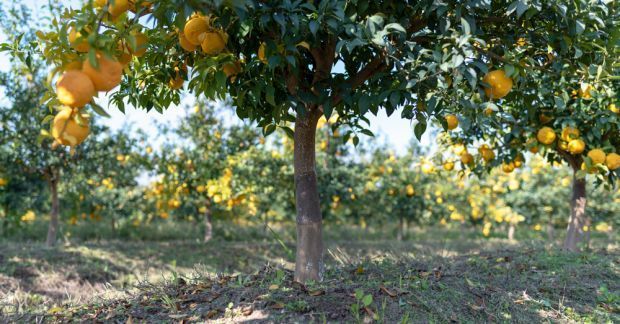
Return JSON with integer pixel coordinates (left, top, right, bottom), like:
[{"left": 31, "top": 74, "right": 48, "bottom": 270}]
[
  {"left": 47, "top": 307, "right": 63, "bottom": 314},
  {"left": 206, "top": 310, "right": 218, "bottom": 318},
  {"left": 270, "top": 302, "right": 285, "bottom": 309},
  {"left": 308, "top": 290, "right": 325, "bottom": 296},
  {"left": 363, "top": 306, "right": 375, "bottom": 317},
  {"left": 242, "top": 307, "right": 253, "bottom": 316},
  {"left": 268, "top": 284, "right": 279, "bottom": 290},
  {"left": 379, "top": 285, "right": 397, "bottom": 297}
]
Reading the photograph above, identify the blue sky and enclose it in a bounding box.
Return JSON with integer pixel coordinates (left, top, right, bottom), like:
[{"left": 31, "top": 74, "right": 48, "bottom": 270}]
[{"left": 1, "top": 0, "right": 428, "bottom": 155}]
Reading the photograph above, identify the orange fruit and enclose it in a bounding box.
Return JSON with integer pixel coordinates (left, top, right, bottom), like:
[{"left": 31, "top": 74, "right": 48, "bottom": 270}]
[
  {"left": 222, "top": 60, "right": 242, "bottom": 81},
  {"left": 539, "top": 114, "right": 553, "bottom": 124},
  {"left": 502, "top": 162, "right": 515, "bottom": 173},
  {"left": 606, "top": 153, "right": 620, "bottom": 170},
  {"left": 179, "top": 32, "right": 197, "bottom": 52},
  {"left": 56, "top": 70, "right": 96, "bottom": 107},
  {"left": 482, "top": 70, "right": 513, "bottom": 99},
  {"left": 460, "top": 152, "right": 474, "bottom": 165},
  {"left": 168, "top": 65, "right": 186, "bottom": 90},
  {"left": 183, "top": 15, "right": 210, "bottom": 46},
  {"left": 478, "top": 145, "right": 495, "bottom": 162},
  {"left": 68, "top": 27, "right": 90, "bottom": 53},
  {"left": 567, "top": 139, "right": 585, "bottom": 155},
  {"left": 108, "top": 0, "right": 130, "bottom": 18},
  {"left": 587, "top": 149, "right": 606, "bottom": 165},
  {"left": 62, "top": 60, "right": 83, "bottom": 71},
  {"left": 52, "top": 107, "right": 90, "bottom": 146},
  {"left": 578, "top": 83, "right": 592, "bottom": 99},
  {"left": 443, "top": 161, "right": 455, "bottom": 171},
  {"left": 561, "top": 127, "right": 580, "bottom": 142},
  {"left": 128, "top": 32, "right": 148, "bottom": 57},
  {"left": 129, "top": 0, "right": 152, "bottom": 13},
  {"left": 445, "top": 114, "right": 459, "bottom": 130},
  {"left": 258, "top": 42, "right": 267, "bottom": 63},
  {"left": 201, "top": 30, "right": 227, "bottom": 55},
  {"left": 609, "top": 103, "right": 619, "bottom": 114},
  {"left": 82, "top": 52, "right": 123, "bottom": 92},
  {"left": 536, "top": 127, "right": 556, "bottom": 145}
]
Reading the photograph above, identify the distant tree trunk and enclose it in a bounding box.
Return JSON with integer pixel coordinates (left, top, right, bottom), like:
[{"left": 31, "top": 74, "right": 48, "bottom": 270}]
[
  {"left": 507, "top": 223, "right": 515, "bottom": 241},
  {"left": 204, "top": 203, "right": 213, "bottom": 243},
  {"left": 563, "top": 171, "right": 587, "bottom": 252},
  {"left": 294, "top": 111, "right": 323, "bottom": 283},
  {"left": 45, "top": 172, "right": 59, "bottom": 247},
  {"left": 546, "top": 213, "right": 554, "bottom": 242},
  {"left": 397, "top": 216, "right": 405, "bottom": 241}
]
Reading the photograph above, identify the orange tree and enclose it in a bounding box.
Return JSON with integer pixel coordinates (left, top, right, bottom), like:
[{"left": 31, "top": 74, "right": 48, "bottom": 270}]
[
  {"left": 14, "top": 0, "right": 620, "bottom": 280},
  {"left": 439, "top": 1, "right": 619, "bottom": 251}
]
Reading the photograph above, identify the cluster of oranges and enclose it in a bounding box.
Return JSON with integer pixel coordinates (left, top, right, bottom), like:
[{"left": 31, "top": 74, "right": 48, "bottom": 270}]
[
  {"left": 52, "top": 0, "right": 151, "bottom": 148},
  {"left": 535, "top": 126, "right": 620, "bottom": 172}
]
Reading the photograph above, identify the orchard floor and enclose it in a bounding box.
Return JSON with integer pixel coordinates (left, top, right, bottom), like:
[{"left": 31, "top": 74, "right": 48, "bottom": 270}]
[{"left": 1, "top": 224, "right": 618, "bottom": 323}]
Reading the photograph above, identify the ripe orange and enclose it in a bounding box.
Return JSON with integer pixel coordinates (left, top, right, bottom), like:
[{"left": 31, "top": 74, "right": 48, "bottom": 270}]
[
  {"left": 609, "top": 103, "right": 619, "bottom": 114},
  {"left": 482, "top": 70, "right": 513, "bottom": 99},
  {"left": 82, "top": 52, "right": 123, "bottom": 92},
  {"left": 587, "top": 149, "right": 606, "bottom": 165},
  {"left": 129, "top": 0, "right": 152, "bottom": 13},
  {"left": 445, "top": 114, "right": 459, "bottom": 130},
  {"left": 460, "top": 152, "right": 474, "bottom": 165},
  {"left": 561, "top": 127, "right": 580, "bottom": 142},
  {"left": 128, "top": 32, "right": 148, "bottom": 57},
  {"left": 478, "top": 145, "right": 495, "bottom": 162},
  {"left": 56, "top": 70, "right": 96, "bottom": 107},
  {"left": 443, "top": 161, "right": 455, "bottom": 171},
  {"left": 502, "top": 162, "right": 515, "bottom": 173},
  {"left": 179, "top": 32, "right": 197, "bottom": 52},
  {"left": 62, "top": 60, "right": 83, "bottom": 71},
  {"left": 258, "top": 42, "right": 267, "bottom": 63},
  {"left": 201, "top": 30, "right": 227, "bottom": 55},
  {"left": 222, "top": 61, "right": 242, "bottom": 81},
  {"left": 168, "top": 71, "right": 185, "bottom": 90},
  {"left": 108, "top": 0, "right": 130, "bottom": 18},
  {"left": 536, "top": 127, "right": 556, "bottom": 145},
  {"left": 52, "top": 107, "right": 90, "bottom": 146},
  {"left": 184, "top": 15, "right": 210, "bottom": 46},
  {"left": 68, "top": 27, "right": 90, "bottom": 53},
  {"left": 567, "top": 139, "right": 585, "bottom": 155},
  {"left": 606, "top": 153, "right": 620, "bottom": 170}
]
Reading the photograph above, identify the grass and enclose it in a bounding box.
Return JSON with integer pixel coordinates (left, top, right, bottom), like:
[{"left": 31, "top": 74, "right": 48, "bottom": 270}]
[{"left": 1, "top": 223, "right": 618, "bottom": 322}]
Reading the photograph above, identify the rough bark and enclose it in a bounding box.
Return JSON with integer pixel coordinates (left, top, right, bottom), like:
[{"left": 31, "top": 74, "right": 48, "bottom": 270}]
[
  {"left": 45, "top": 174, "right": 59, "bottom": 247},
  {"left": 294, "top": 110, "right": 323, "bottom": 283},
  {"left": 397, "top": 216, "right": 405, "bottom": 241},
  {"left": 204, "top": 203, "right": 213, "bottom": 243},
  {"left": 563, "top": 171, "right": 587, "bottom": 252}
]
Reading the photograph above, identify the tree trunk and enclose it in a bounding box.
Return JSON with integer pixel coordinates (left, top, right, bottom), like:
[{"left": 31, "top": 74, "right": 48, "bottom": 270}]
[
  {"left": 204, "top": 204, "right": 213, "bottom": 243},
  {"left": 507, "top": 223, "right": 515, "bottom": 241},
  {"left": 563, "top": 172, "right": 587, "bottom": 252},
  {"left": 546, "top": 212, "right": 554, "bottom": 242},
  {"left": 397, "top": 216, "right": 404, "bottom": 241},
  {"left": 294, "top": 111, "right": 323, "bottom": 283},
  {"left": 45, "top": 176, "right": 59, "bottom": 247}
]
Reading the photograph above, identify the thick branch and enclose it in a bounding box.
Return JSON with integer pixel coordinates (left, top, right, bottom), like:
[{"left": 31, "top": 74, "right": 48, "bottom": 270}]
[{"left": 331, "top": 54, "right": 388, "bottom": 107}]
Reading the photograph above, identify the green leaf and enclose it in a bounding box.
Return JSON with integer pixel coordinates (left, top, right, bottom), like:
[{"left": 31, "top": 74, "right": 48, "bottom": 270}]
[
  {"left": 414, "top": 122, "right": 426, "bottom": 141},
  {"left": 90, "top": 102, "right": 111, "bottom": 118},
  {"left": 263, "top": 124, "right": 276, "bottom": 136},
  {"left": 265, "top": 85, "right": 276, "bottom": 106},
  {"left": 362, "top": 294, "right": 373, "bottom": 307}
]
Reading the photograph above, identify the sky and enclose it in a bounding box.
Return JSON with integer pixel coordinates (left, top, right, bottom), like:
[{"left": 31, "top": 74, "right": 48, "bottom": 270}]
[{"left": 1, "top": 0, "right": 427, "bottom": 156}]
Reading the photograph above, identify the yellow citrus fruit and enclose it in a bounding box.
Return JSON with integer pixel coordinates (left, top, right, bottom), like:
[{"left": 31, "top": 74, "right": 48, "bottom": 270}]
[
  {"left": 168, "top": 67, "right": 185, "bottom": 90},
  {"left": 421, "top": 162, "right": 435, "bottom": 174},
  {"left": 183, "top": 15, "right": 210, "bottom": 46},
  {"left": 179, "top": 32, "right": 197, "bottom": 52},
  {"left": 561, "top": 127, "right": 580, "bottom": 142},
  {"left": 258, "top": 42, "right": 267, "bottom": 63},
  {"left": 526, "top": 138, "right": 539, "bottom": 153},
  {"left": 406, "top": 184, "right": 415, "bottom": 196},
  {"left": 605, "top": 153, "right": 620, "bottom": 170},
  {"left": 108, "top": 0, "right": 130, "bottom": 18},
  {"left": 52, "top": 107, "right": 90, "bottom": 146},
  {"left": 452, "top": 144, "right": 466, "bottom": 156},
  {"left": 567, "top": 139, "right": 585, "bottom": 155},
  {"left": 445, "top": 114, "right": 459, "bottom": 130},
  {"left": 478, "top": 145, "right": 495, "bottom": 162},
  {"left": 82, "top": 52, "right": 123, "bottom": 92},
  {"left": 587, "top": 149, "right": 606, "bottom": 165},
  {"left": 482, "top": 70, "right": 513, "bottom": 99},
  {"left": 56, "top": 70, "right": 96, "bottom": 107},
  {"left": 128, "top": 32, "right": 148, "bottom": 57},
  {"left": 117, "top": 43, "right": 133, "bottom": 66},
  {"left": 200, "top": 30, "right": 227, "bottom": 55},
  {"left": 609, "top": 103, "right": 619, "bottom": 114},
  {"left": 443, "top": 161, "right": 455, "bottom": 171},
  {"left": 68, "top": 27, "right": 90, "bottom": 53},
  {"left": 539, "top": 114, "right": 553, "bottom": 124},
  {"left": 581, "top": 162, "right": 598, "bottom": 174},
  {"left": 222, "top": 61, "right": 242, "bottom": 81},
  {"left": 129, "top": 0, "right": 152, "bottom": 13},
  {"left": 502, "top": 162, "right": 515, "bottom": 173},
  {"left": 461, "top": 152, "right": 474, "bottom": 165},
  {"left": 536, "top": 127, "right": 556, "bottom": 145},
  {"left": 578, "top": 83, "right": 592, "bottom": 99}
]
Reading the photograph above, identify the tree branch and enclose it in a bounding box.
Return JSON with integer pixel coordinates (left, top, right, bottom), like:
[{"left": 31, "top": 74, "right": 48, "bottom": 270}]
[{"left": 331, "top": 54, "right": 388, "bottom": 107}]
